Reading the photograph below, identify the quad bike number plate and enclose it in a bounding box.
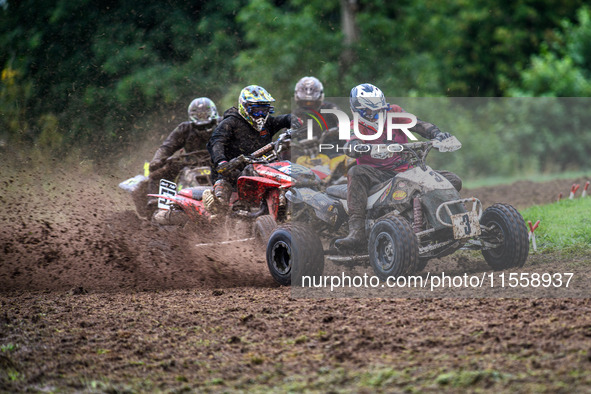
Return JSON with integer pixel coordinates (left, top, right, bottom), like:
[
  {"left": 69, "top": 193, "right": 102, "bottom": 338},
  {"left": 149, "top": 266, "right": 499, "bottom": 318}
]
[
  {"left": 157, "top": 179, "right": 177, "bottom": 210},
  {"left": 451, "top": 211, "right": 481, "bottom": 239}
]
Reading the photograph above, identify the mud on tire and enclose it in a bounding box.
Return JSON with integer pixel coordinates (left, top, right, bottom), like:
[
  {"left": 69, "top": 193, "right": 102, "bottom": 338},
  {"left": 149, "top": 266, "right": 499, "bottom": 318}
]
[
  {"left": 131, "top": 179, "right": 150, "bottom": 218},
  {"left": 415, "top": 258, "right": 429, "bottom": 273},
  {"left": 253, "top": 215, "right": 277, "bottom": 246},
  {"left": 266, "top": 224, "right": 324, "bottom": 286},
  {"left": 368, "top": 215, "right": 419, "bottom": 280},
  {"left": 481, "top": 203, "right": 529, "bottom": 270}
]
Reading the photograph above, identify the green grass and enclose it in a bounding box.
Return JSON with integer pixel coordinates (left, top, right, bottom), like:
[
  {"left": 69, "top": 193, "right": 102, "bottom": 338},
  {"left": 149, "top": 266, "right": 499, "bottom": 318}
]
[
  {"left": 1, "top": 343, "right": 17, "bottom": 353},
  {"left": 464, "top": 169, "right": 591, "bottom": 189},
  {"left": 233, "top": 365, "right": 518, "bottom": 393},
  {"left": 434, "top": 369, "right": 510, "bottom": 388},
  {"left": 521, "top": 197, "right": 591, "bottom": 253}
]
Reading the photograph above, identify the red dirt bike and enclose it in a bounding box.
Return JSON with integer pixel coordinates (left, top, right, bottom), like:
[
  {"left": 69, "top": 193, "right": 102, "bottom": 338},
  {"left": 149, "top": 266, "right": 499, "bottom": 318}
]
[{"left": 148, "top": 129, "right": 323, "bottom": 243}]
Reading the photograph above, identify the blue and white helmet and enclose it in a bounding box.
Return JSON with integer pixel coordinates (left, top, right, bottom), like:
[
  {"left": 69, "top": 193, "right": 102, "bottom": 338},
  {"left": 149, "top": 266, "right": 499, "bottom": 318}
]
[{"left": 350, "top": 83, "right": 388, "bottom": 130}]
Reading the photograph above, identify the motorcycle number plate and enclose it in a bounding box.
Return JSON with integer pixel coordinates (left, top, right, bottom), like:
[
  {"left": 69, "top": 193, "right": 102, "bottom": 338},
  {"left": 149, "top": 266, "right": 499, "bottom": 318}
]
[
  {"left": 451, "top": 211, "right": 481, "bottom": 239},
  {"left": 158, "top": 179, "right": 177, "bottom": 210}
]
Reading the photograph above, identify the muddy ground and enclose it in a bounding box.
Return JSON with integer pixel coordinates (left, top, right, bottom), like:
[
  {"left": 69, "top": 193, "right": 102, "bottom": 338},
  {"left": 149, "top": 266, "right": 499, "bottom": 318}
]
[{"left": 1, "top": 156, "right": 590, "bottom": 392}]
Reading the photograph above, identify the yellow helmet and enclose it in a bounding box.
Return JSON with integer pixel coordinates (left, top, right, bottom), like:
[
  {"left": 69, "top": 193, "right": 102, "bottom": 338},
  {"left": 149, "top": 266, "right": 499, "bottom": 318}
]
[{"left": 238, "top": 85, "right": 275, "bottom": 131}]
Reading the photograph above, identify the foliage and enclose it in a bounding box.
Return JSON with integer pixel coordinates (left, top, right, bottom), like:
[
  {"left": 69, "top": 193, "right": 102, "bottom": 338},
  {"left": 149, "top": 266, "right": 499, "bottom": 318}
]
[
  {"left": 0, "top": 0, "right": 244, "bottom": 152},
  {"left": 233, "top": 0, "right": 342, "bottom": 107},
  {"left": 0, "top": 0, "right": 590, "bottom": 177},
  {"left": 510, "top": 7, "right": 591, "bottom": 96},
  {"left": 395, "top": 97, "right": 591, "bottom": 178},
  {"left": 0, "top": 66, "right": 33, "bottom": 143}
]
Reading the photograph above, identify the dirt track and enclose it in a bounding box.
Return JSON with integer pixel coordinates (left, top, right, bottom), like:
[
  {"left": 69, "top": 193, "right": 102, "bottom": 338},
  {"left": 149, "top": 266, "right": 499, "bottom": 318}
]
[{"left": 1, "top": 158, "right": 590, "bottom": 392}]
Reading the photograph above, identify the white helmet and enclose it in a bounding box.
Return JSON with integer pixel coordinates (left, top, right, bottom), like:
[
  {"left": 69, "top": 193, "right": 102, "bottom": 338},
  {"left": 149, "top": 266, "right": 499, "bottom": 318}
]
[{"left": 350, "top": 83, "right": 388, "bottom": 130}]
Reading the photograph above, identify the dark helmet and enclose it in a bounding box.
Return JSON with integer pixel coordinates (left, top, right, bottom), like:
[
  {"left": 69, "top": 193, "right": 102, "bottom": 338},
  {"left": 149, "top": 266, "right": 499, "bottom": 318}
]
[
  {"left": 188, "top": 97, "right": 220, "bottom": 128},
  {"left": 294, "top": 76, "right": 324, "bottom": 110}
]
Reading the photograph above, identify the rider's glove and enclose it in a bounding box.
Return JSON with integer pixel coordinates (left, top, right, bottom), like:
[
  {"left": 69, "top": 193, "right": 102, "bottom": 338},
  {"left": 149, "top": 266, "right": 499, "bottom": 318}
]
[
  {"left": 217, "top": 156, "right": 247, "bottom": 176},
  {"left": 216, "top": 160, "right": 229, "bottom": 175},
  {"left": 149, "top": 158, "right": 166, "bottom": 172},
  {"left": 291, "top": 115, "right": 304, "bottom": 129},
  {"left": 434, "top": 132, "right": 452, "bottom": 142}
]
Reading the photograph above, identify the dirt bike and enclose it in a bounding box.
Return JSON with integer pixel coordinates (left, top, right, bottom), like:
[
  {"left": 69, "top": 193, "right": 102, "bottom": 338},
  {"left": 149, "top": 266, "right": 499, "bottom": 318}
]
[
  {"left": 266, "top": 136, "right": 529, "bottom": 285},
  {"left": 148, "top": 130, "right": 324, "bottom": 244},
  {"left": 118, "top": 150, "right": 213, "bottom": 219}
]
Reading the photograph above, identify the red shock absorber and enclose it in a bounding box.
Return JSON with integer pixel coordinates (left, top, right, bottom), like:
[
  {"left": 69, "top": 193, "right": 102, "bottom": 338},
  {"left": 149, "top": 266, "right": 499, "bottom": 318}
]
[{"left": 413, "top": 197, "right": 422, "bottom": 233}]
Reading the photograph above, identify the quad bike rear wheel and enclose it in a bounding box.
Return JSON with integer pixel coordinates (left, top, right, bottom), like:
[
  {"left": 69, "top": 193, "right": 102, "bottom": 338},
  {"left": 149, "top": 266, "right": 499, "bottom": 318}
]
[
  {"left": 368, "top": 215, "right": 419, "bottom": 280},
  {"left": 130, "top": 179, "right": 150, "bottom": 218},
  {"left": 266, "top": 224, "right": 324, "bottom": 286},
  {"left": 480, "top": 203, "right": 529, "bottom": 270},
  {"left": 253, "top": 215, "right": 277, "bottom": 246}
]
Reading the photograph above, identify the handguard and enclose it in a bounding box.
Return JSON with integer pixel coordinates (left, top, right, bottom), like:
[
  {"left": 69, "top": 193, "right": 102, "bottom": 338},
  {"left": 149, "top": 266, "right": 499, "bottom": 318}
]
[{"left": 217, "top": 155, "right": 246, "bottom": 175}]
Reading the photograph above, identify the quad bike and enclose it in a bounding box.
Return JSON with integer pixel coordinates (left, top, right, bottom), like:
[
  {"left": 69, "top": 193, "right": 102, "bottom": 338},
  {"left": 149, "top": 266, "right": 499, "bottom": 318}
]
[
  {"left": 266, "top": 137, "right": 529, "bottom": 285},
  {"left": 148, "top": 130, "right": 325, "bottom": 246},
  {"left": 119, "top": 150, "right": 213, "bottom": 219},
  {"left": 292, "top": 127, "right": 355, "bottom": 186}
]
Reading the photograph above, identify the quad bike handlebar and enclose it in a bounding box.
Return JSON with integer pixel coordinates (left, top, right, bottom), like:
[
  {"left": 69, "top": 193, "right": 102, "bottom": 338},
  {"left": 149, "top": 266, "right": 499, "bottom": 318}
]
[
  {"left": 397, "top": 137, "right": 461, "bottom": 170},
  {"left": 389, "top": 136, "right": 461, "bottom": 154},
  {"left": 216, "top": 129, "right": 294, "bottom": 176},
  {"left": 164, "top": 149, "right": 211, "bottom": 166},
  {"left": 291, "top": 126, "right": 339, "bottom": 149}
]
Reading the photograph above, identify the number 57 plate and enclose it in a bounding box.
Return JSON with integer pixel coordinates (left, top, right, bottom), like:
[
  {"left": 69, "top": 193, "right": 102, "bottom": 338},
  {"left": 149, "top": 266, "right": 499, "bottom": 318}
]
[
  {"left": 451, "top": 211, "right": 481, "bottom": 239},
  {"left": 158, "top": 179, "right": 177, "bottom": 210}
]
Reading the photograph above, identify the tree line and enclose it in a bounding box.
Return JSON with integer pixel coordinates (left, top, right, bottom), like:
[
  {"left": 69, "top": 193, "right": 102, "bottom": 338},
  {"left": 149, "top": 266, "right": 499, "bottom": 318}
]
[{"left": 1, "top": 0, "right": 590, "bottom": 176}]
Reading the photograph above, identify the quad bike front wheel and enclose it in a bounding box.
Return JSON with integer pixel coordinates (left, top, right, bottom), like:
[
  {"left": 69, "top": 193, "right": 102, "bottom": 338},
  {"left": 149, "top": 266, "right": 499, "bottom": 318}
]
[
  {"left": 480, "top": 203, "right": 529, "bottom": 270},
  {"left": 368, "top": 215, "right": 419, "bottom": 280},
  {"left": 266, "top": 224, "right": 324, "bottom": 286},
  {"left": 415, "top": 257, "right": 430, "bottom": 273}
]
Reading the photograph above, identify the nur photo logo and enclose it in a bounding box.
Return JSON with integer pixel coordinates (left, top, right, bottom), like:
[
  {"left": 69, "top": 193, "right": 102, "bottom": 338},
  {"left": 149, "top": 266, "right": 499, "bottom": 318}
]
[{"left": 305, "top": 108, "right": 420, "bottom": 142}]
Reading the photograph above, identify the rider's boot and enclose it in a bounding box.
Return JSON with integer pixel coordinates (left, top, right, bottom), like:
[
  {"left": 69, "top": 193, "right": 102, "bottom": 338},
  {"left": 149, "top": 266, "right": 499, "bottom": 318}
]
[
  {"left": 203, "top": 179, "right": 231, "bottom": 215},
  {"left": 335, "top": 215, "right": 366, "bottom": 250},
  {"left": 202, "top": 189, "right": 219, "bottom": 215},
  {"left": 214, "top": 179, "right": 232, "bottom": 202},
  {"left": 152, "top": 208, "right": 188, "bottom": 226}
]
